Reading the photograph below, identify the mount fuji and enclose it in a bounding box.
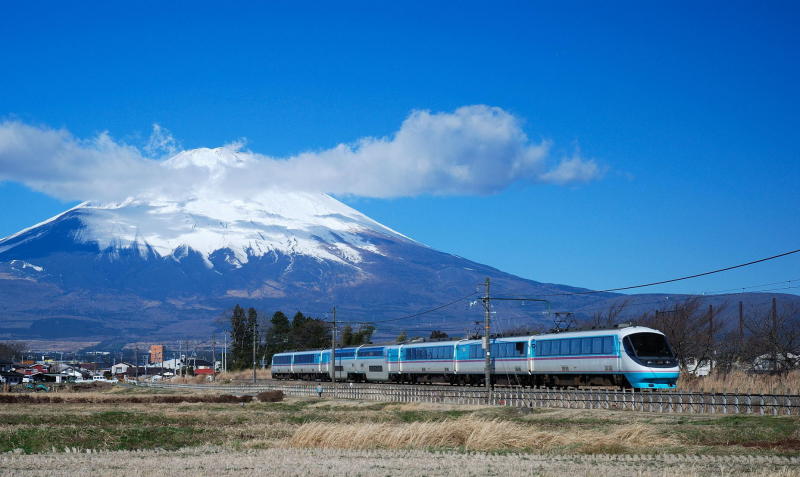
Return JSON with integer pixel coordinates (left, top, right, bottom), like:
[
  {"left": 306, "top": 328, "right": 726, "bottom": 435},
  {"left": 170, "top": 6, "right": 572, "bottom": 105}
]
[{"left": 0, "top": 147, "right": 620, "bottom": 344}]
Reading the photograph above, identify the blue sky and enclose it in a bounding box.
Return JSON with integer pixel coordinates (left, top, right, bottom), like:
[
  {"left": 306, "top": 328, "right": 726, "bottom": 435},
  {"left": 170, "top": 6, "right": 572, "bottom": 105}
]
[{"left": 1, "top": 1, "right": 798, "bottom": 295}]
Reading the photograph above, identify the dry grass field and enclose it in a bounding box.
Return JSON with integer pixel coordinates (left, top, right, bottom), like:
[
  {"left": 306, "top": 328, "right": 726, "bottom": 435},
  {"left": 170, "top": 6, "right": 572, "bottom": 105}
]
[
  {"left": 1, "top": 385, "right": 799, "bottom": 476},
  {"left": 678, "top": 371, "right": 800, "bottom": 395},
  {"left": 2, "top": 447, "right": 798, "bottom": 477}
]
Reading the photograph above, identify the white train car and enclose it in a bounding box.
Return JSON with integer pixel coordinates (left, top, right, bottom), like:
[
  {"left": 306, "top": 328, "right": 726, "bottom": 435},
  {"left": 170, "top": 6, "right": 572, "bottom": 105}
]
[{"left": 271, "top": 325, "right": 679, "bottom": 389}]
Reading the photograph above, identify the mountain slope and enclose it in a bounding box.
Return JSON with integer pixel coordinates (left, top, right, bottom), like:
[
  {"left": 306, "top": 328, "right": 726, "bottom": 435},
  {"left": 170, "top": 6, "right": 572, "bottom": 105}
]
[{"left": 0, "top": 148, "right": 616, "bottom": 342}]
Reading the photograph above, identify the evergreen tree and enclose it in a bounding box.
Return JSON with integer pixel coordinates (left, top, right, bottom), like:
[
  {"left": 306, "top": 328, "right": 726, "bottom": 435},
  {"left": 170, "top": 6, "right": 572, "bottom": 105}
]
[
  {"left": 291, "top": 311, "right": 329, "bottom": 350},
  {"left": 352, "top": 325, "right": 375, "bottom": 345},
  {"left": 265, "top": 311, "right": 291, "bottom": 363},
  {"left": 228, "top": 305, "right": 248, "bottom": 370},
  {"left": 340, "top": 325, "right": 354, "bottom": 347},
  {"left": 395, "top": 331, "right": 408, "bottom": 343}
]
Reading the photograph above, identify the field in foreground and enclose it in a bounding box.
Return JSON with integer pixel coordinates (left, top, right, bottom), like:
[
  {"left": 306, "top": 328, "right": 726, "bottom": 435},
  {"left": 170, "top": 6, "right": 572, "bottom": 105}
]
[
  {"left": 1, "top": 386, "right": 799, "bottom": 476},
  {"left": 2, "top": 447, "right": 798, "bottom": 477}
]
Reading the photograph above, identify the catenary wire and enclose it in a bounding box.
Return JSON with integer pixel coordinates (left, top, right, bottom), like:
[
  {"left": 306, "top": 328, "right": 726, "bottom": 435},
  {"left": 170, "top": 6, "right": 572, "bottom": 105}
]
[{"left": 523, "top": 248, "right": 800, "bottom": 297}]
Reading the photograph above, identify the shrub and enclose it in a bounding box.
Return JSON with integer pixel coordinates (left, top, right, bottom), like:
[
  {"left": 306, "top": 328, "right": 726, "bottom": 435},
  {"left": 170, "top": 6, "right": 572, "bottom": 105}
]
[{"left": 257, "top": 391, "right": 284, "bottom": 402}]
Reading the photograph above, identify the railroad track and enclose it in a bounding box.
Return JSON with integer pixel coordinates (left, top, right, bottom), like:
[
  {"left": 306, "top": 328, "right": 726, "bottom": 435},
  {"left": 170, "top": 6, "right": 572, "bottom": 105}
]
[{"left": 137, "top": 380, "right": 800, "bottom": 415}]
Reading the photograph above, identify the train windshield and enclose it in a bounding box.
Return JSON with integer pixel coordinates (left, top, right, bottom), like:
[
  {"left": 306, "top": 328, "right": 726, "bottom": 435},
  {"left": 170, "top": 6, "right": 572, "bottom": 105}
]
[{"left": 624, "top": 332, "right": 674, "bottom": 358}]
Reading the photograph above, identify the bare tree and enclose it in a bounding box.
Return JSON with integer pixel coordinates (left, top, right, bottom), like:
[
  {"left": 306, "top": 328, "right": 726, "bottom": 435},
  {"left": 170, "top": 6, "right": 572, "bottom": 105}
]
[
  {"left": 585, "top": 300, "right": 630, "bottom": 328},
  {"left": 642, "top": 298, "right": 724, "bottom": 372},
  {"left": 0, "top": 341, "right": 26, "bottom": 361},
  {"left": 745, "top": 300, "right": 800, "bottom": 375}
]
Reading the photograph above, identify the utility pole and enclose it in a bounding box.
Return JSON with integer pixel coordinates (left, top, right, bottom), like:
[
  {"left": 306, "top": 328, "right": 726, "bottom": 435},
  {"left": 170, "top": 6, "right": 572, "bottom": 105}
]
[
  {"left": 771, "top": 297, "right": 778, "bottom": 373},
  {"left": 135, "top": 346, "right": 139, "bottom": 379},
  {"left": 178, "top": 341, "right": 182, "bottom": 378},
  {"left": 330, "top": 306, "right": 337, "bottom": 382},
  {"left": 708, "top": 304, "right": 714, "bottom": 373},
  {"left": 738, "top": 301, "right": 744, "bottom": 346},
  {"left": 211, "top": 334, "right": 217, "bottom": 380},
  {"left": 481, "top": 278, "right": 493, "bottom": 403},
  {"left": 223, "top": 334, "right": 227, "bottom": 374},
  {"left": 252, "top": 318, "right": 258, "bottom": 384}
]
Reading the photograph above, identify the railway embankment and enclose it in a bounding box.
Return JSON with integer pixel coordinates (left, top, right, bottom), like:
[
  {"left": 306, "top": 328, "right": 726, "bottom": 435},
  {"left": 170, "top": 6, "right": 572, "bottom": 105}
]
[{"left": 139, "top": 380, "right": 800, "bottom": 415}]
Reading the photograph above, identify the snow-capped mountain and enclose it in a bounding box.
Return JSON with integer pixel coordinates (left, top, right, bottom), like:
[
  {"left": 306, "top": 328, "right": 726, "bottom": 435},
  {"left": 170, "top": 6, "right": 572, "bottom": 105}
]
[{"left": 0, "top": 147, "right": 610, "bottom": 343}]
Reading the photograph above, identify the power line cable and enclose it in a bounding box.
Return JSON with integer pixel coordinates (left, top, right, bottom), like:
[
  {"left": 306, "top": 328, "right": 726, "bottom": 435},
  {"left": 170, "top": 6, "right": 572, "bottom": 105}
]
[
  {"left": 700, "top": 278, "right": 800, "bottom": 295},
  {"left": 532, "top": 248, "right": 800, "bottom": 297},
  {"left": 321, "top": 291, "right": 479, "bottom": 325}
]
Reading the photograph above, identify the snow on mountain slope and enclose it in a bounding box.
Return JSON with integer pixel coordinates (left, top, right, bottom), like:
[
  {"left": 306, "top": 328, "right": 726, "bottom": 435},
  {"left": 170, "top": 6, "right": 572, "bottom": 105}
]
[
  {"left": 0, "top": 147, "right": 616, "bottom": 343},
  {"left": 0, "top": 148, "right": 414, "bottom": 268}
]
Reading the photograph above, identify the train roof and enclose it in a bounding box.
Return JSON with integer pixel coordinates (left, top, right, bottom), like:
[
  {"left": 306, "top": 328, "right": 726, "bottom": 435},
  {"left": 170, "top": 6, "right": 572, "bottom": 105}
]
[{"left": 271, "top": 325, "right": 665, "bottom": 358}]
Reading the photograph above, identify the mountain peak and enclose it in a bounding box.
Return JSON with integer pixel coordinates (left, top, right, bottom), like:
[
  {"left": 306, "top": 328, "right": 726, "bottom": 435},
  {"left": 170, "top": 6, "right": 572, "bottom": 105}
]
[
  {"left": 0, "top": 189, "right": 411, "bottom": 269},
  {"left": 162, "top": 147, "right": 249, "bottom": 172}
]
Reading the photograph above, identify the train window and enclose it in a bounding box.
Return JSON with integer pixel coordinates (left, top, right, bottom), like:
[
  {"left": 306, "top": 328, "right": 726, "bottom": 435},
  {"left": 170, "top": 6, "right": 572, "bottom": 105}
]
[
  {"left": 581, "top": 338, "right": 592, "bottom": 354},
  {"left": 272, "top": 355, "right": 291, "bottom": 365},
  {"left": 570, "top": 339, "right": 581, "bottom": 355},
  {"left": 592, "top": 337, "right": 602, "bottom": 354},
  {"left": 294, "top": 354, "right": 316, "bottom": 364},
  {"left": 359, "top": 347, "right": 384, "bottom": 357},
  {"left": 540, "top": 341, "right": 551, "bottom": 356},
  {"left": 560, "top": 340, "right": 570, "bottom": 355},
  {"left": 515, "top": 342, "right": 526, "bottom": 356},
  {"left": 626, "top": 332, "right": 674, "bottom": 357},
  {"left": 602, "top": 337, "right": 614, "bottom": 354}
]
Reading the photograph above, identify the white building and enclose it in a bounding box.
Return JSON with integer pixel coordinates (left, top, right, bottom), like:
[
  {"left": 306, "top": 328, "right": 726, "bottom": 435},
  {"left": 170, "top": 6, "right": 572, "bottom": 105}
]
[{"left": 110, "top": 362, "right": 133, "bottom": 375}]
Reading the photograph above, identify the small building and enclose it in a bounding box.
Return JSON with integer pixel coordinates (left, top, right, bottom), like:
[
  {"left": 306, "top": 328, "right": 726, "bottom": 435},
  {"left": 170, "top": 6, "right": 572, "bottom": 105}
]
[
  {"left": 149, "top": 345, "right": 164, "bottom": 364},
  {"left": 752, "top": 353, "right": 799, "bottom": 373},
  {"left": 110, "top": 362, "right": 134, "bottom": 375}
]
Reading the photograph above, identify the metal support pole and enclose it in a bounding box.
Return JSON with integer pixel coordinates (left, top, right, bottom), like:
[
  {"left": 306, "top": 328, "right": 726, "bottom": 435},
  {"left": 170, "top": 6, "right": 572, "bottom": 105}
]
[
  {"left": 482, "top": 278, "right": 493, "bottom": 403},
  {"left": 252, "top": 318, "right": 257, "bottom": 384},
  {"left": 330, "top": 306, "right": 337, "bottom": 382}
]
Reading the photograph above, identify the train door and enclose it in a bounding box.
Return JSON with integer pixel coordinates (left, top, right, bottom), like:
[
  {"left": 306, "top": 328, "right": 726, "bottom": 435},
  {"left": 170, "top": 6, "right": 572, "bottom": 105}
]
[
  {"left": 528, "top": 338, "right": 536, "bottom": 374},
  {"left": 454, "top": 340, "right": 468, "bottom": 374},
  {"left": 354, "top": 345, "right": 366, "bottom": 379},
  {"left": 386, "top": 347, "right": 399, "bottom": 374}
]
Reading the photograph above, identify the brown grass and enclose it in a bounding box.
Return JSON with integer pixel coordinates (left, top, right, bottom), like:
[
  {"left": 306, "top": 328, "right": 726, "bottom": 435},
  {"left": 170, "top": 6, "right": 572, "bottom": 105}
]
[
  {"left": 678, "top": 370, "right": 800, "bottom": 395},
  {"left": 289, "top": 416, "right": 672, "bottom": 452},
  {"left": 2, "top": 446, "right": 797, "bottom": 477},
  {"left": 213, "top": 368, "right": 272, "bottom": 382},
  {"left": 0, "top": 393, "right": 253, "bottom": 404}
]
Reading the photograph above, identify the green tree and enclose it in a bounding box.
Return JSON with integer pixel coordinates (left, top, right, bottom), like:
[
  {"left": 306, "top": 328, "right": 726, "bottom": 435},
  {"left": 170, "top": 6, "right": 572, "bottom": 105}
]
[
  {"left": 340, "top": 325, "right": 354, "bottom": 347},
  {"left": 229, "top": 305, "right": 249, "bottom": 370},
  {"left": 265, "top": 311, "right": 291, "bottom": 363},
  {"left": 396, "top": 331, "right": 408, "bottom": 343},
  {"left": 291, "top": 311, "right": 329, "bottom": 350},
  {"left": 349, "top": 325, "right": 375, "bottom": 346}
]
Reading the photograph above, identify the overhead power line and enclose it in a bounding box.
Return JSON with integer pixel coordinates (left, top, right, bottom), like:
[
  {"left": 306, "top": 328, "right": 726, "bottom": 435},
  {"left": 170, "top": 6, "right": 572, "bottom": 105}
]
[
  {"left": 701, "top": 278, "right": 800, "bottom": 295},
  {"left": 535, "top": 247, "right": 800, "bottom": 297},
  {"left": 329, "top": 291, "right": 479, "bottom": 325}
]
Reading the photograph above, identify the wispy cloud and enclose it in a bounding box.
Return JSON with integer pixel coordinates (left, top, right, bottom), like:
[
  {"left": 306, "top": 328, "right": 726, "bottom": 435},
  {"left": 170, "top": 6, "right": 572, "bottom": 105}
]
[{"left": 0, "top": 105, "right": 601, "bottom": 202}]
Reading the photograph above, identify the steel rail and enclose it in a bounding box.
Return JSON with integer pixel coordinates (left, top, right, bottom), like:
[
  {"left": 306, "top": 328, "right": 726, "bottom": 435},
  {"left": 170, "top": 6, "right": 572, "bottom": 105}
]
[{"left": 133, "top": 381, "right": 800, "bottom": 415}]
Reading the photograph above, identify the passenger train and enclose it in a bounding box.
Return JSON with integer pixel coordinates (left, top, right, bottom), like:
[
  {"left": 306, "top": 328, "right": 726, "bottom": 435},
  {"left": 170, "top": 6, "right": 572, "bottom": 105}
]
[{"left": 271, "top": 325, "right": 680, "bottom": 389}]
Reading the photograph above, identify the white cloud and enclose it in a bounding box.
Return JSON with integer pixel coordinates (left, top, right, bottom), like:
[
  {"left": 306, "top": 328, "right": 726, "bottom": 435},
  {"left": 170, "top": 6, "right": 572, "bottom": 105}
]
[
  {"left": 0, "top": 105, "right": 601, "bottom": 202},
  {"left": 143, "top": 123, "right": 181, "bottom": 158}
]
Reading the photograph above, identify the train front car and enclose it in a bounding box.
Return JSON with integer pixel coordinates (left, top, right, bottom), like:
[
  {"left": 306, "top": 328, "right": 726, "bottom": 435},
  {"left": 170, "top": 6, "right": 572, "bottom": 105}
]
[{"left": 618, "top": 326, "right": 679, "bottom": 389}]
